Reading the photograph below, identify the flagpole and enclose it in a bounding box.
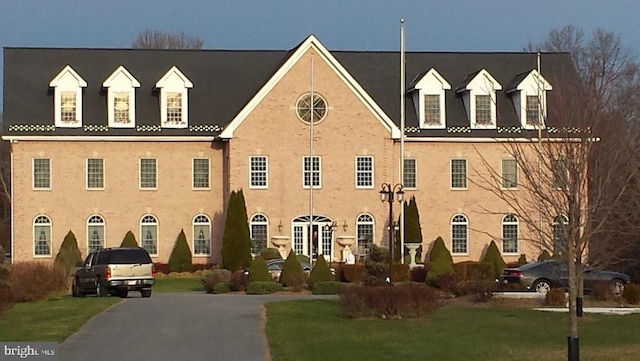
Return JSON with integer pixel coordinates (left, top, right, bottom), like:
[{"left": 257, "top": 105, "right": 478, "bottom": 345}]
[
  {"left": 399, "top": 19, "right": 406, "bottom": 263},
  {"left": 309, "top": 50, "right": 315, "bottom": 263}
]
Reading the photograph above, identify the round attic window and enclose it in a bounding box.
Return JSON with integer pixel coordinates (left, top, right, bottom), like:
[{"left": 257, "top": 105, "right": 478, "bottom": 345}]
[{"left": 296, "top": 93, "right": 327, "bottom": 123}]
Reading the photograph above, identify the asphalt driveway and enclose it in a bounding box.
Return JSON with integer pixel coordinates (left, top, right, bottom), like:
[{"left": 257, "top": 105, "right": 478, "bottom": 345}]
[{"left": 60, "top": 292, "right": 335, "bottom": 361}]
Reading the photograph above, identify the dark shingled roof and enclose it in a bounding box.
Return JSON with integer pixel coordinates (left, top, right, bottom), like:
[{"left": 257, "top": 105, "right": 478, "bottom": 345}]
[{"left": 3, "top": 43, "right": 576, "bottom": 138}]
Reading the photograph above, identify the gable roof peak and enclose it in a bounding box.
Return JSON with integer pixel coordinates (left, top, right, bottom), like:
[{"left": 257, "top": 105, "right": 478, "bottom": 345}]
[{"left": 49, "top": 65, "right": 87, "bottom": 87}]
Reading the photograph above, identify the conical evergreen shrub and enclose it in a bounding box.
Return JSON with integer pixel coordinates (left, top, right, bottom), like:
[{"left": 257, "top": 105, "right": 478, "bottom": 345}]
[
  {"left": 54, "top": 230, "right": 83, "bottom": 280},
  {"left": 280, "top": 250, "right": 304, "bottom": 288},
  {"left": 168, "top": 229, "right": 193, "bottom": 273},
  {"left": 482, "top": 240, "right": 506, "bottom": 280},
  {"left": 517, "top": 254, "right": 527, "bottom": 266},
  {"left": 309, "top": 255, "right": 333, "bottom": 289},
  {"left": 222, "top": 190, "right": 252, "bottom": 271},
  {"left": 249, "top": 256, "right": 271, "bottom": 282},
  {"left": 121, "top": 231, "right": 138, "bottom": 247},
  {"left": 426, "top": 237, "right": 454, "bottom": 284},
  {"left": 538, "top": 249, "right": 552, "bottom": 261}
]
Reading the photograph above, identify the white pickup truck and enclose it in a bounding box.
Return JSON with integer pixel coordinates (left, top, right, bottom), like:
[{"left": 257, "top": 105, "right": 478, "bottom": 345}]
[{"left": 72, "top": 247, "right": 156, "bottom": 298}]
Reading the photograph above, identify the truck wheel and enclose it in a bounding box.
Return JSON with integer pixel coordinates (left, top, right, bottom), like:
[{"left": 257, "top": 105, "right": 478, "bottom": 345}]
[
  {"left": 72, "top": 278, "right": 85, "bottom": 298},
  {"left": 140, "top": 289, "right": 152, "bottom": 298},
  {"left": 95, "top": 278, "right": 107, "bottom": 297},
  {"left": 117, "top": 289, "right": 128, "bottom": 298}
]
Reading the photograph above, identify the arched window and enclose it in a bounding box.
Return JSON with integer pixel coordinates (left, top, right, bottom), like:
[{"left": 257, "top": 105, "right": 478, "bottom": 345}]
[
  {"left": 552, "top": 215, "right": 569, "bottom": 256},
  {"left": 250, "top": 214, "right": 268, "bottom": 254},
  {"left": 34, "top": 215, "right": 52, "bottom": 256},
  {"left": 140, "top": 215, "right": 158, "bottom": 256},
  {"left": 356, "top": 214, "right": 375, "bottom": 259},
  {"left": 451, "top": 214, "right": 468, "bottom": 254},
  {"left": 193, "top": 214, "right": 211, "bottom": 256},
  {"left": 87, "top": 215, "right": 105, "bottom": 253},
  {"left": 502, "top": 214, "right": 518, "bottom": 254}
]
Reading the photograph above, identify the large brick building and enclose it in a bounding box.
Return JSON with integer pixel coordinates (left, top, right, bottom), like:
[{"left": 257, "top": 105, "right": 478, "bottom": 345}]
[{"left": 2, "top": 35, "right": 573, "bottom": 265}]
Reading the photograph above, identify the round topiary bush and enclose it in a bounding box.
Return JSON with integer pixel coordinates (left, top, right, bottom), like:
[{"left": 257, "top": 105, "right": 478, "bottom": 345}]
[
  {"left": 309, "top": 255, "right": 334, "bottom": 289},
  {"left": 246, "top": 281, "right": 283, "bottom": 295},
  {"left": 249, "top": 256, "right": 271, "bottom": 283},
  {"left": 260, "top": 248, "right": 282, "bottom": 261},
  {"left": 213, "top": 282, "right": 231, "bottom": 294},
  {"left": 312, "top": 281, "right": 347, "bottom": 295}
]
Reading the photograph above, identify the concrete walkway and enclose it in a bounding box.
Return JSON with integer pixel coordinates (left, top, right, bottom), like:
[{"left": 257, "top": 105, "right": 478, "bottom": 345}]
[{"left": 60, "top": 292, "right": 335, "bottom": 361}]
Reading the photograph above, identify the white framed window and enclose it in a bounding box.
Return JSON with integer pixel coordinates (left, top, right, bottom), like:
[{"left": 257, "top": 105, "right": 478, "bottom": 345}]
[
  {"left": 49, "top": 65, "right": 87, "bottom": 128},
  {"left": 156, "top": 66, "right": 193, "bottom": 128},
  {"left": 410, "top": 68, "right": 450, "bottom": 128},
  {"left": 451, "top": 159, "right": 467, "bottom": 189},
  {"left": 139, "top": 158, "right": 157, "bottom": 189},
  {"left": 249, "top": 156, "right": 268, "bottom": 189},
  {"left": 451, "top": 214, "right": 468, "bottom": 255},
  {"left": 526, "top": 96, "right": 540, "bottom": 126},
  {"left": 296, "top": 93, "right": 327, "bottom": 123},
  {"left": 103, "top": 66, "right": 140, "bottom": 128},
  {"left": 502, "top": 214, "right": 518, "bottom": 254},
  {"left": 403, "top": 158, "right": 417, "bottom": 189},
  {"left": 33, "top": 215, "right": 52, "bottom": 256},
  {"left": 193, "top": 214, "right": 211, "bottom": 256},
  {"left": 193, "top": 158, "right": 210, "bottom": 189},
  {"left": 87, "top": 215, "right": 105, "bottom": 253},
  {"left": 250, "top": 214, "right": 268, "bottom": 254},
  {"left": 356, "top": 214, "right": 374, "bottom": 259},
  {"left": 506, "top": 69, "right": 552, "bottom": 129},
  {"left": 303, "top": 156, "right": 321, "bottom": 189},
  {"left": 33, "top": 158, "right": 51, "bottom": 189},
  {"left": 140, "top": 214, "right": 158, "bottom": 256},
  {"left": 475, "top": 95, "right": 492, "bottom": 125},
  {"left": 87, "top": 158, "right": 104, "bottom": 189},
  {"left": 456, "top": 69, "right": 501, "bottom": 129},
  {"left": 355, "top": 156, "right": 374, "bottom": 188},
  {"left": 501, "top": 159, "right": 518, "bottom": 189}
]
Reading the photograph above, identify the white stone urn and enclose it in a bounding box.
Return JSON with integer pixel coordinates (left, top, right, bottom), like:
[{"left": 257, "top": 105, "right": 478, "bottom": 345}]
[
  {"left": 271, "top": 236, "right": 290, "bottom": 259},
  {"left": 337, "top": 236, "right": 356, "bottom": 264},
  {"left": 405, "top": 243, "right": 421, "bottom": 268}
]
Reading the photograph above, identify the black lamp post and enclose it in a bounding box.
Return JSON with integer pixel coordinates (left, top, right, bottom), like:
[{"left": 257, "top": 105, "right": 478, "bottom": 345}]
[{"left": 379, "top": 183, "right": 404, "bottom": 284}]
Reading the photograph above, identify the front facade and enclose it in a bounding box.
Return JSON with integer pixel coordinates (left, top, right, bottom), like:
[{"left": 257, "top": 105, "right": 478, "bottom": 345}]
[{"left": 2, "top": 36, "right": 574, "bottom": 265}]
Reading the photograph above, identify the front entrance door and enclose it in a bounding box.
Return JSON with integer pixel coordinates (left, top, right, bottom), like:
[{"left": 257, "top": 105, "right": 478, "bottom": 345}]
[{"left": 292, "top": 215, "right": 333, "bottom": 261}]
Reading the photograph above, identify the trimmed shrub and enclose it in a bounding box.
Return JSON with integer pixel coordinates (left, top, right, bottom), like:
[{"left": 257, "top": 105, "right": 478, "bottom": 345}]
[
  {"left": 212, "top": 282, "right": 231, "bottom": 294},
  {"left": 392, "top": 264, "right": 410, "bottom": 283},
  {"left": 545, "top": 288, "right": 566, "bottom": 306},
  {"left": 249, "top": 256, "right": 271, "bottom": 283},
  {"left": 222, "top": 190, "right": 252, "bottom": 271},
  {"left": 426, "top": 237, "right": 454, "bottom": 285},
  {"left": 260, "top": 248, "right": 282, "bottom": 261},
  {"left": 364, "top": 244, "right": 390, "bottom": 286},
  {"left": 455, "top": 280, "right": 498, "bottom": 302},
  {"left": 481, "top": 241, "right": 506, "bottom": 280},
  {"left": 517, "top": 254, "right": 527, "bottom": 266},
  {"left": 8, "top": 262, "right": 67, "bottom": 302},
  {"left": 296, "top": 254, "right": 310, "bottom": 265},
  {"left": 538, "top": 250, "right": 552, "bottom": 261},
  {"left": 338, "top": 264, "right": 365, "bottom": 283},
  {"left": 410, "top": 266, "right": 428, "bottom": 283},
  {"left": 229, "top": 270, "right": 248, "bottom": 292},
  {"left": 338, "top": 282, "right": 444, "bottom": 319},
  {"left": 623, "top": 283, "right": 640, "bottom": 305},
  {"left": 54, "top": 231, "right": 83, "bottom": 283},
  {"left": 280, "top": 250, "right": 304, "bottom": 289},
  {"left": 309, "top": 255, "right": 334, "bottom": 289},
  {"left": 312, "top": 281, "right": 348, "bottom": 295},
  {"left": 168, "top": 229, "right": 193, "bottom": 273},
  {"left": 121, "top": 231, "right": 138, "bottom": 247},
  {"left": 246, "top": 281, "right": 283, "bottom": 295},
  {"left": 203, "top": 269, "right": 232, "bottom": 293},
  {"left": 452, "top": 261, "right": 493, "bottom": 282},
  {"left": 154, "top": 263, "right": 170, "bottom": 274}
]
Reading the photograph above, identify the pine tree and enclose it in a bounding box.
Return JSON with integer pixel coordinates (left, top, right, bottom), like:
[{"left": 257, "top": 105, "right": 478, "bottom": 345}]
[
  {"left": 248, "top": 256, "right": 271, "bottom": 282},
  {"left": 222, "top": 190, "right": 252, "bottom": 271},
  {"left": 121, "top": 231, "right": 138, "bottom": 247},
  {"left": 395, "top": 196, "right": 424, "bottom": 263},
  {"left": 280, "top": 250, "right": 304, "bottom": 288},
  {"left": 54, "top": 230, "right": 83, "bottom": 279},
  {"left": 482, "top": 240, "right": 506, "bottom": 279},
  {"left": 426, "top": 237, "right": 454, "bottom": 283},
  {"left": 309, "top": 255, "right": 334, "bottom": 289},
  {"left": 168, "top": 229, "right": 193, "bottom": 273}
]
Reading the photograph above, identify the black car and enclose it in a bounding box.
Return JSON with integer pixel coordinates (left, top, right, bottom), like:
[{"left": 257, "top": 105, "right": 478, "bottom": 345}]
[{"left": 500, "top": 260, "right": 630, "bottom": 296}]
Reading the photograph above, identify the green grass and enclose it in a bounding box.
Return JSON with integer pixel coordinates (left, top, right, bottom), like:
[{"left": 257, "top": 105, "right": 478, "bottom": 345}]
[
  {"left": 0, "top": 295, "right": 120, "bottom": 342},
  {"left": 152, "top": 276, "right": 204, "bottom": 293},
  {"left": 265, "top": 299, "right": 640, "bottom": 361}
]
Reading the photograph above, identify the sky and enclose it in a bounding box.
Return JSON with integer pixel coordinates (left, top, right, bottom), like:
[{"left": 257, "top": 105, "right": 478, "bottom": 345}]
[{"left": 1, "top": 0, "right": 639, "bottom": 106}]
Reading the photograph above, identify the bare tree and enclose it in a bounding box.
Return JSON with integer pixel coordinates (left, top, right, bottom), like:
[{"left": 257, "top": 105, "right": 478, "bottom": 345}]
[{"left": 132, "top": 29, "right": 204, "bottom": 50}]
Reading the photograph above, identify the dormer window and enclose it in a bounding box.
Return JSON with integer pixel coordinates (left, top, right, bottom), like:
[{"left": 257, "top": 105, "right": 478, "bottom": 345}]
[
  {"left": 49, "top": 65, "right": 87, "bottom": 128},
  {"left": 410, "top": 68, "right": 450, "bottom": 129},
  {"left": 103, "top": 66, "right": 140, "bottom": 128},
  {"left": 456, "top": 69, "right": 502, "bottom": 129},
  {"left": 155, "top": 66, "right": 193, "bottom": 128},
  {"left": 506, "top": 69, "right": 552, "bottom": 129}
]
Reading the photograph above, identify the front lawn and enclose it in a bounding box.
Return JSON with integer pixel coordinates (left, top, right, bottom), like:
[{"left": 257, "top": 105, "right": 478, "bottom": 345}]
[
  {"left": 265, "top": 299, "right": 640, "bottom": 361},
  {"left": 0, "top": 294, "right": 120, "bottom": 342},
  {"left": 153, "top": 276, "right": 204, "bottom": 293}
]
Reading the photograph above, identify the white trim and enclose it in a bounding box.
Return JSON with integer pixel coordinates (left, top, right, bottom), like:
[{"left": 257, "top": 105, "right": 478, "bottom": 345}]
[
  {"left": 156, "top": 66, "right": 194, "bottom": 129},
  {"left": 411, "top": 68, "right": 451, "bottom": 129},
  {"left": 500, "top": 158, "right": 518, "bottom": 190},
  {"left": 192, "top": 214, "right": 211, "bottom": 257},
  {"left": 103, "top": 66, "right": 141, "bottom": 128},
  {"left": 87, "top": 214, "right": 106, "bottom": 253},
  {"left": 450, "top": 213, "right": 469, "bottom": 256},
  {"left": 139, "top": 158, "right": 158, "bottom": 190},
  {"left": 33, "top": 214, "right": 53, "bottom": 258},
  {"left": 140, "top": 214, "right": 159, "bottom": 257},
  {"left": 2, "top": 136, "right": 216, "bottom": 142},
  {"left": 249, "top": 155, "right": 269, "bottom": 189},
  {"left": 86, "top": 158, "right": 105, "bottom": 191},
  {"left": 457, "top": 69, "right": 502, "bottom": 129},
  {"left": 32, "top": 158, "right": 51, "bottom": 190},
  {"left": 192, "top": 158, "right": 211, "bottom": 190},
  {"left": 49, "top": 65, "right": 87, "bottom": 128},
  {"left": 354, "top": 155, "right": 374, "bottom": 189},
  {"left": 402, "top": 158, "right": 417, "bottom": 190},
  {"left": 220, "top": 35, "right": 400, "bottom": 139},
  {"left": 302, "top": 155, "right": 322, "bottom": 189},
  {"left": 450, "top": 158, "right": 468, "bottom": 190},
  {"left": 501, "top": 213, "right": 520, "bottom": 255},
  {"left": 402, "top": 137, "right": 590, "bottom": 143}
]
